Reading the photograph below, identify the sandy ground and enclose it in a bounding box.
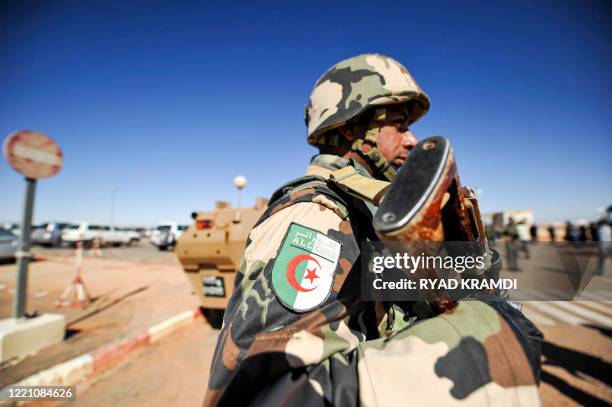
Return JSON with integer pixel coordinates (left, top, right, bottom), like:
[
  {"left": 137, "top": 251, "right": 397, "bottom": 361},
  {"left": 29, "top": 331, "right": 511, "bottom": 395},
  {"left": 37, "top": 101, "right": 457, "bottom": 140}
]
[{"left": 0, "top": 243, "right": 200, "bottom": 386}]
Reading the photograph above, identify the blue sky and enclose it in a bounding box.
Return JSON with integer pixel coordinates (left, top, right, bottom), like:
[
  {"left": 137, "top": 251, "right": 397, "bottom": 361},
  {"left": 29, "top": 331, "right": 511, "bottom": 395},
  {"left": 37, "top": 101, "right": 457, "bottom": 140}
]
[{"left": 1, "top": 0, "right": 610, "bottom": 226}]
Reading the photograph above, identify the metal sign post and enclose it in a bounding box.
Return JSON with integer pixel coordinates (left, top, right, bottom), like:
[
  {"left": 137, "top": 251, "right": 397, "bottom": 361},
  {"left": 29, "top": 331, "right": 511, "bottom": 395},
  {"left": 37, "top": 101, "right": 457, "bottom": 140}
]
[
  {"left": 14, "top": 178, "right": 37, "bottom": 318},
  {"left": 3, "top": 130, "right": 64, "bottom": 319}
]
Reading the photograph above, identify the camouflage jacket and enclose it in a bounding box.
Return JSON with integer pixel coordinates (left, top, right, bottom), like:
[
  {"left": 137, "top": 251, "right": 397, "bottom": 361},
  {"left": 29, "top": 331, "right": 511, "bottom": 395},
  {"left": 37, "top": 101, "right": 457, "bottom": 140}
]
[
  {"left": 204, "top": 154, "right": 542, "bottom": 407},
  {"left": 504, "top": 224, "right": 520, "bottom": 241}
]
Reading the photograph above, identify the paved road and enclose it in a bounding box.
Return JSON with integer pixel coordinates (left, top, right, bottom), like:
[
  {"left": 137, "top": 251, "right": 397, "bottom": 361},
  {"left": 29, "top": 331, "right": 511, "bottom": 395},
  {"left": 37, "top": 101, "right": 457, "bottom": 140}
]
[
  {"left": 31, "top": 239, "right": 179, "bottom": 264},
  {"left": 53, "top": 321, "right": 216, "bottom": 407},
  {"left": 44, "top": 312, "right": 611, "bottom": 407},
  {"left": 539, "top": 324, "right": 612, "bottom": 405},
  {"left": 6, "top": 243, "right": 610, "bottom": 405}
]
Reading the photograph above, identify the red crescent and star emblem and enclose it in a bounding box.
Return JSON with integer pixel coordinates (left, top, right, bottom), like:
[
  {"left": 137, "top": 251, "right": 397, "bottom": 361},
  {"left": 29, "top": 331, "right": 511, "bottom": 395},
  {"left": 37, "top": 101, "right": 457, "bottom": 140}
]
[
  {"left": 271, "top": 224, "right": 342, "bottom": 312},
  {"left": 286, "top": 254, "right": 320, "bottom": 292}
]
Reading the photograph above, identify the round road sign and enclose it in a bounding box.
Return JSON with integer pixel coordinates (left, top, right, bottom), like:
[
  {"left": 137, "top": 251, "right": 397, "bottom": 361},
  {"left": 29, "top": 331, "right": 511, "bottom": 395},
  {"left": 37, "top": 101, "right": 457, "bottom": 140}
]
[{"left": 3, "top": 130, "right": 63, "bottom": 179}]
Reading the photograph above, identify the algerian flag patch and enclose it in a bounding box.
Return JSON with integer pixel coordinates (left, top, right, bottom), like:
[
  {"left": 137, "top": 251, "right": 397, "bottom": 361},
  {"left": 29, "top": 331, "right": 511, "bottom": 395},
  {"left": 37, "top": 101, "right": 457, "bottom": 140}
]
[{"left": 271, "top": 223, "right": 342, "bottom": 312}]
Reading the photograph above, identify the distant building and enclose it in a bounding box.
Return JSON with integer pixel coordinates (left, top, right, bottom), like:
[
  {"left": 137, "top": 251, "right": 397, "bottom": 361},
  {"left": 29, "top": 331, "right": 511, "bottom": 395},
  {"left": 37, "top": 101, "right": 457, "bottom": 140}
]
[{"left": 485, "top": 210, "right": 534, "bottom": 228}]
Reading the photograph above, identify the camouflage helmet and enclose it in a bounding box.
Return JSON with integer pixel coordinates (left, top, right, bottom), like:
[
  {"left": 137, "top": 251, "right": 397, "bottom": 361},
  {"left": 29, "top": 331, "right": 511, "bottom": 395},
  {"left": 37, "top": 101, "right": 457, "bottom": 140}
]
[{"left": 306, "top": 53, "right": 430, "bottom": 145}]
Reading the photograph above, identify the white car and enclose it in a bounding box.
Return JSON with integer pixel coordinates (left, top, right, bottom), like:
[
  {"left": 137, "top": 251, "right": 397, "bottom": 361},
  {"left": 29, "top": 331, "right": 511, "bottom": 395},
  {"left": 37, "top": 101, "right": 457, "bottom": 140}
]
[
  {"left": 113, "top": 227, "right": 141, "bottom": 246},
  {"left": 2, "top": 222, "right": 21, "bottom": 237},
  {"left": 31, "top": 222, "right": 75, "bottom": 247},
  {"left": 150, "top": 222, "right": 188, "bottom": 251},
  {"left": 62, "top": 222, "right": 140, "bottom": 247},
  {"left": 0, "top": 228, "right": 19, "bottom": 260}
]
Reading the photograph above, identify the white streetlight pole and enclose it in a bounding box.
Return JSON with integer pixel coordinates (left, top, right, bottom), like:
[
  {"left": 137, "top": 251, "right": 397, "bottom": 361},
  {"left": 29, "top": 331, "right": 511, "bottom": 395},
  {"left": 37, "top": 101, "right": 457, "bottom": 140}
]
[{"left": 233, "top": 175, "right": 247, "bottom": 209}]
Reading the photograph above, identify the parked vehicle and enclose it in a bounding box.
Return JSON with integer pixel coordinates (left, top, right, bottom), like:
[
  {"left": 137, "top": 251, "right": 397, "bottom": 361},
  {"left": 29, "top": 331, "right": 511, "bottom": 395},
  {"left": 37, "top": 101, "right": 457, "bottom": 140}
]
[
  {"left": 2, "top": 222, "right": 21, "bottom": 237},
  {"left": 128, "top": 227, "right": 147, "bottom": 239},
  {"left": 150, "top": 222, "right": 188, "bottom": 251},
  {"left": 62, "top": 222, "right": 140, "bottom": 247},
  {"left": 62, "top": 223, "right": 102, "bottom": 246},
  {"left": 176, "top": 198, "right": 268, "bottom": 327},
  {"left": 114, "top": 227, "right": 141, "bottom": 246},
  {"left": 0, "top": 228, "right": 19, "bottom": 260},
  {"left": 31, "top": 222, "right": 75, "bottom": 247}
]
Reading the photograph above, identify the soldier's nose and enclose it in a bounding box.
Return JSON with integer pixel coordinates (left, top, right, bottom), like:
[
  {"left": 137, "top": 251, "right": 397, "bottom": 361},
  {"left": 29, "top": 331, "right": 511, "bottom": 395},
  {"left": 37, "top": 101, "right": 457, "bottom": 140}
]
[{"left": 402, "top": 131, "right": 417, "bottom": 151}]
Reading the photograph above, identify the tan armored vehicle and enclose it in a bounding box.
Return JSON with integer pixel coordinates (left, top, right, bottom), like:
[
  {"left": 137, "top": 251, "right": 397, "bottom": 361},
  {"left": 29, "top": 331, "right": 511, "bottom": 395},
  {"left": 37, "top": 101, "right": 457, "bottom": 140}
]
[{"left": 176, "top": 198, "right": 267, "bottom": 327}]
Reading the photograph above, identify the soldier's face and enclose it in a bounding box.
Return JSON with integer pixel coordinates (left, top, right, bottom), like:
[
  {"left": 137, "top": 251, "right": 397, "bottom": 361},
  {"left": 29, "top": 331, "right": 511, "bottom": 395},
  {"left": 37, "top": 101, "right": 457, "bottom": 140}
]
[{"left": 376, "top": 107, "right": 417, "bottom": 167}]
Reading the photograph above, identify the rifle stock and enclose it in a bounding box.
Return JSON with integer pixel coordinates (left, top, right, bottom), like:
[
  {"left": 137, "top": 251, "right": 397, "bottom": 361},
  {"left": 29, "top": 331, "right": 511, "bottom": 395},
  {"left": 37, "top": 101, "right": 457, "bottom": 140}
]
[{"left": 373, "top": 136, "right": 492, "bottom": 313}]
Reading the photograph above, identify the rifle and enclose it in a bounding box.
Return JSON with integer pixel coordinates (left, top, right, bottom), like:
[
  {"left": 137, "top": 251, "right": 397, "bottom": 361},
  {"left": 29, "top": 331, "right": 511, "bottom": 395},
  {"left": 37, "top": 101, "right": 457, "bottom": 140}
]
[{"left": 372, "top": 136, "right": 494, "bottom": 313}]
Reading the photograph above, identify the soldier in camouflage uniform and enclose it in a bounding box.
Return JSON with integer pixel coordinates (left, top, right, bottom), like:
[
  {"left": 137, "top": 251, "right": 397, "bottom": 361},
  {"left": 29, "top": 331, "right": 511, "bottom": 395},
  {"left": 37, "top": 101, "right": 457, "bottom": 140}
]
[
  {"left": 503, "top": 218, "right": 521, "bottom": 271},
  {"left": 205, "top": 54, "right": 542, "bottom": 406}
]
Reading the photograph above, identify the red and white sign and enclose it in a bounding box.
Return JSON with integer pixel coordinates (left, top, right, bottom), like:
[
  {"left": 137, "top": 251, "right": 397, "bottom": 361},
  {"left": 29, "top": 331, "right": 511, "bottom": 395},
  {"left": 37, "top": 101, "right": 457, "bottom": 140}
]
[{"left": 3, "top": 130, "right": 63, "bottom": 179}]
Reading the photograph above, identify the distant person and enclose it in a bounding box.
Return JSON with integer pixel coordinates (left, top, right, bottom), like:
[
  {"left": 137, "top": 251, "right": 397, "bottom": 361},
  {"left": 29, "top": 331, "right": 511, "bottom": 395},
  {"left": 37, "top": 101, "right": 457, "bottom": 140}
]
[
  {"left": 485, "top": 223, "right": 497, "bottom": 246},
  {"left": 504, "top": 218, "right": 520, "bottom": 271},
  {"left": 578, "top": 225, "right": 588, "bottom": 242},
  {"left": 494, "top": 223, "right": 504, "bottom": 241},
  {"left": 548, "top": 225, "right": 556, "bottom": 242},
  {"left": 589, "top": 222, "right": 599, "bottom": 241},
  {"left": 565, "top": 221, "right": 578, "bottom": 242},
  {"left": 596, "top": 220, "right": 611, "bottom": 275},
  {"left": 530, "top": 223, "right": 538, "bottom": 242},
  {"left": 516, "top": 220, "right": 531, "bottom": 259}
]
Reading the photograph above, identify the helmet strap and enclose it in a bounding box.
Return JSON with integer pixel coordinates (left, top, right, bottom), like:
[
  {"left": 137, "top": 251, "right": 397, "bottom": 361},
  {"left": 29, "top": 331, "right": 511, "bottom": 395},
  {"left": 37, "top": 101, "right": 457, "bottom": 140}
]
[{"left": 349, "top": 108, "right": 397, "bottom": 182}]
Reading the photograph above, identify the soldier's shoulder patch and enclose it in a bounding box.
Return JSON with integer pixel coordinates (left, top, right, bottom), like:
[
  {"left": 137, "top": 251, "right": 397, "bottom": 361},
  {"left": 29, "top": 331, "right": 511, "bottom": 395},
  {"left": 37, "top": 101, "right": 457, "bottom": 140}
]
[{"left": 271, "top": 223, "right": 342, "bottom": 313}]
